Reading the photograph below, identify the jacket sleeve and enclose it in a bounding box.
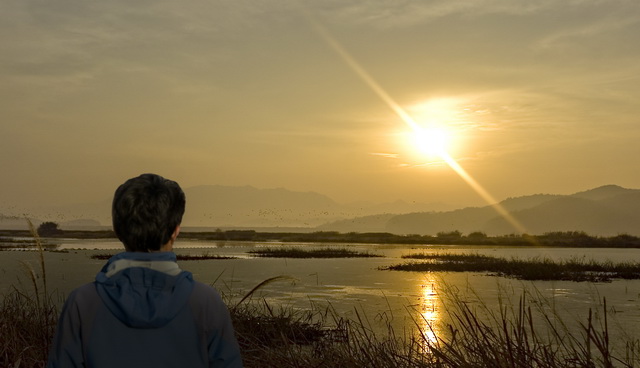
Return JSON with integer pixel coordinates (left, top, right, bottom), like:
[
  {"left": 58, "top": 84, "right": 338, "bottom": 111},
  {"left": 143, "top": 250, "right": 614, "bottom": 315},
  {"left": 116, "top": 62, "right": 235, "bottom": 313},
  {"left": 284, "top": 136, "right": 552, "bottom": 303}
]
[
  {"left": 47, "top": 283, "right": 100, "bottom": 368},
  {"left": 191, "top": 282, "right": 243, "bottom": 368},
  {"left": 207, "top": 298, "right": 243, "bottom": 368},
  {"left": 46, "top": 289, "right": 86, "bottom": 368}
]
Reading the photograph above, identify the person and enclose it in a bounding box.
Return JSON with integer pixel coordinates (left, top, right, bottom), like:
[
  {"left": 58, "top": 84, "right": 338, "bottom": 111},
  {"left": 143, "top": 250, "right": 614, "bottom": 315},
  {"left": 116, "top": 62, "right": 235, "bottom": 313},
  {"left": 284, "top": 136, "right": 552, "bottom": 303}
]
[{"left": 47, "top": 173, "right": 243, "bottom": 368}]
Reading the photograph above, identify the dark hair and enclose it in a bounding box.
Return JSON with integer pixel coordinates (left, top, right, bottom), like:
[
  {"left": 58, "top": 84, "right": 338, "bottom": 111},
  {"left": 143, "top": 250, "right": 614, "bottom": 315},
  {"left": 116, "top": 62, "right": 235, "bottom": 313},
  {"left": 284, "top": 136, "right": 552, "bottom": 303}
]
[{"left": 112, "top": 173, "right": 186, "bottom": 252}]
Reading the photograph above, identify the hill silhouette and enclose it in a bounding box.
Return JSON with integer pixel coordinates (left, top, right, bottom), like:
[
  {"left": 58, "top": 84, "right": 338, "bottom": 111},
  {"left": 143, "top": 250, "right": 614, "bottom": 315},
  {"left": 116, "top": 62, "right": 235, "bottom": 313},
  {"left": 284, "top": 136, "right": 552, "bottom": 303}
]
[
  {"left": 320, "top": 185, "right": 640, "bottom": 236},
  {"left": 182, "top": 186, "right": 452, "bottom": 227}
]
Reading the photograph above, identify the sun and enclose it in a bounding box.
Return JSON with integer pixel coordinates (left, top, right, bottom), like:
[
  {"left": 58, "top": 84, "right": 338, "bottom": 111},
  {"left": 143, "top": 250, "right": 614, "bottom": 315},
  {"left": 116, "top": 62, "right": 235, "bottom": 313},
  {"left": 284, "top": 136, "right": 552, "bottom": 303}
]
[
  {"left": 404, "top": 98, "right": 462, "bottom": 161},
  {"left": 412, "top": 126, "right": 450, "bottom": 157}
]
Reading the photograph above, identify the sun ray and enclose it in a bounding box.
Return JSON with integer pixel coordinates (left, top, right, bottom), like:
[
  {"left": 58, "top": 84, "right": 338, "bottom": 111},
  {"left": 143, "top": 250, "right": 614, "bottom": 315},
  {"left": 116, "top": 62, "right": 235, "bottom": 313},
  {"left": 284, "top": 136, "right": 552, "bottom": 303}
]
[
  {"left": 441, "top": 153, "right": 528, "bottom": 233},
  {"left": 308, "top": 19, "right": 421, "bottom": 132},
  {"left": 308, "top": 16, "right": 529, "bottom": 235}
]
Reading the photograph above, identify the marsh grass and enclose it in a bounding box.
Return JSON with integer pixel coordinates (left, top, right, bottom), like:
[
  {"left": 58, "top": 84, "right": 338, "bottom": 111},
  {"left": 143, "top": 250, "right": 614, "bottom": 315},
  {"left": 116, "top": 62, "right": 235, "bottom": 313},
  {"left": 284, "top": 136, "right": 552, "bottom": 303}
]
[
  {"left": 0, "top": 287, "right": 58, "bottom": 368},
  {"left": 229, "top": 298, "right": 415, "bottom": 367},
  {"left": 383, "top": 252, "right": 640, "bottom": 281},
  {"left": 227, "top": 280, "right": 640, "bottom": 367},
  {"left": 0, "top": 219, "right": 57, "bottom": 368},
  {"left": 411, "top": 284, "right": 640, "bottom": 368},
  {"left": 248, "top": 247, "right": 383, "bottom": 258},
  {"left": 3, "top": 270, "right": 640, "bottom": 367}
]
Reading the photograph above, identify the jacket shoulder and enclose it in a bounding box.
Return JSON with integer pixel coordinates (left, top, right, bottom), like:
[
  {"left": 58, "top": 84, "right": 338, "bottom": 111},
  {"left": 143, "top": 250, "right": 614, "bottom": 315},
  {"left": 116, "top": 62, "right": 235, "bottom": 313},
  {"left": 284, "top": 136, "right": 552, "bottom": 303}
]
[
  {"left": 189, "top": 281, "right": 225, "bottom": 306},
  {"left": 66, "top": 282, "right": 101, "bottom": 307}
]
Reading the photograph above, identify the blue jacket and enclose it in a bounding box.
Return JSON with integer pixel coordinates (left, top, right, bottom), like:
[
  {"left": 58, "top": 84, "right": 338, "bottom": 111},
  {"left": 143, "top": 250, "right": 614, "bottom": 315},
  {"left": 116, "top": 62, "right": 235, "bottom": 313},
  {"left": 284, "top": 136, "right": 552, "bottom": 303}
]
[{"left": 47, "top": 252, "right": 243, "bottom": 368}]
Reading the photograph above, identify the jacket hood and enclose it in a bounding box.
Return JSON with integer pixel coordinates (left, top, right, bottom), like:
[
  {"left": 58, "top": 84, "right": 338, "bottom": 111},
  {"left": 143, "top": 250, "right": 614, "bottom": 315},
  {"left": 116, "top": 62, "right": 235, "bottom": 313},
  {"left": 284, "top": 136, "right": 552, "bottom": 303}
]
[{"left": 95, "top": 252, "right": 194, "bottom": 328}]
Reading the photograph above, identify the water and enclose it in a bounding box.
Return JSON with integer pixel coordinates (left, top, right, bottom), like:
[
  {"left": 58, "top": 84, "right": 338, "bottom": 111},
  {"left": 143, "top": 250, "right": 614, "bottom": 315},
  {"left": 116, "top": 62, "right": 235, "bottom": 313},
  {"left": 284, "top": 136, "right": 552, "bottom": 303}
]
[{"left": 2, "top": 239, "right": 640, "bottom": 347}]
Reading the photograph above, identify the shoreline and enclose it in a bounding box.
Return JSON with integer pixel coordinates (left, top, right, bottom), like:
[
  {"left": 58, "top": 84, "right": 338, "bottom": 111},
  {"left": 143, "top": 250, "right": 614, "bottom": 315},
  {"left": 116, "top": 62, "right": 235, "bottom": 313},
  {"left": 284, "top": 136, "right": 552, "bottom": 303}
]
[{"left": 2, "top": 229, "right": 640, "bottom": 248}]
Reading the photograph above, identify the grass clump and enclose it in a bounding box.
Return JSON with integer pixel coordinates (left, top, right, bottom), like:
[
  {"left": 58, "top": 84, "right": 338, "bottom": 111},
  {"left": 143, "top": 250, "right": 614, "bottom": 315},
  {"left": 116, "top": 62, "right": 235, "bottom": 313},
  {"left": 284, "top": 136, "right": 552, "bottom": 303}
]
[
  {"left": 0, "top": 288, "right": 57, "bottom": 368},
  {"left": 248, "top": 247, "right": 383, "bottom": 258},
  {"left": 382, "top": 252, "right": 640, "bottom": 281},
  {"left": 230, "top": 298, "right": 416, "bottom": 367}
]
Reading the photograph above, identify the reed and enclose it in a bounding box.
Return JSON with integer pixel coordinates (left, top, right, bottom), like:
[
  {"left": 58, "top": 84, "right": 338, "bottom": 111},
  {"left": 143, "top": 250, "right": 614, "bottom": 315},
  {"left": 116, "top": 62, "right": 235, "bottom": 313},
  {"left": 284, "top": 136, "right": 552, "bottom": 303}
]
[
  {"left": 0, "top": 287, "right": 58, "bottom": 368},
  {"left": 228, "top": 279, "right": 640, "bottom": 367},
  {"left": 412, "top": 283, "right": 639, "bottom": 367},
  {"left": 2, "top": 275, "right": 640, "bottom": 367},
  {"left": 230, "top": 297, "right": 414, "bottom": 367},
  {"left": 0, "top": 219, "right": 57, "bottom": 368}
]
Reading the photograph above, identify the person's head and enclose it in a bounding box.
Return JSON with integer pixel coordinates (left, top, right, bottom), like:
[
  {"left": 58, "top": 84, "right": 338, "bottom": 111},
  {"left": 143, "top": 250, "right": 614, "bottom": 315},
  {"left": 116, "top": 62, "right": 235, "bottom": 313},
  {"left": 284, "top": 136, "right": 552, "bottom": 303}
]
[{"left": 112, "top": 173, "right": 186, "bottom": 252}]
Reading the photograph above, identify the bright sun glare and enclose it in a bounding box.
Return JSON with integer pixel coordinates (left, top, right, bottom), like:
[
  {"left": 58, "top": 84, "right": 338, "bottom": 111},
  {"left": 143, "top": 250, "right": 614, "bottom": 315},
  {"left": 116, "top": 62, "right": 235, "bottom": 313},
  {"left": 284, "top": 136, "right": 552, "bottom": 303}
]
[
  {"left": 413, "top": 126, "right": 450, "bottom": 157},
  {"left": 405, "top": 98, "right": 461, "bottom": 160}
]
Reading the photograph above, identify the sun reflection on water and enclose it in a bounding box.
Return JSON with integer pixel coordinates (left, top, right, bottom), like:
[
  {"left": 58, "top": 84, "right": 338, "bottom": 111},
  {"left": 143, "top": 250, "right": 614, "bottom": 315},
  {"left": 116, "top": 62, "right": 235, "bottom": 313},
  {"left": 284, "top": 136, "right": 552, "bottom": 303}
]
[{"left": 415, "top": 276, "right": 441, "bottom": 344}]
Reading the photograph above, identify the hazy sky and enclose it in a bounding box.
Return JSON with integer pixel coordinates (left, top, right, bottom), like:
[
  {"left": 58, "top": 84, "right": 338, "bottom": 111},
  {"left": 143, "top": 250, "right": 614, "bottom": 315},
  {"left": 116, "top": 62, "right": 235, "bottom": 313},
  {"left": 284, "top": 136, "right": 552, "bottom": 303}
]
[{"left": 2, "top": 0, "right": 640, "bottom": 210}]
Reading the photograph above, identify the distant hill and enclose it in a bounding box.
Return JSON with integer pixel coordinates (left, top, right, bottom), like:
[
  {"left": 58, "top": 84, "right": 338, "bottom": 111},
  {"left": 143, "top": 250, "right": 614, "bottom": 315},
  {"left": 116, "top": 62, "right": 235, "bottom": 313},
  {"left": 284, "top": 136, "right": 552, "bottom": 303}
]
[
  {"left": 0, "top": 214, "right": 31, "bottom": 230},
  {"left": 0, "top": 185, "right": 451, "bottom": 229},
  {"left": 0, "top": 215, "right": 104, "bottom": 231},
  {"left": 497, "top": 194, "right": 562, "bottom": 212},
  {"left": 484, "top": 187, "right": 640, "bottom": 236},
  {"left": 182, "top": 185, "right": 341, "bottom": 227},
  {"left": 316, "top": 214, "right": 398, "bottom": 233},
  {"left": 319, "top": 185, "right": 640, "bottom": 236},
  {"left": 571, "top": 184, "right": 638, "bottom": 201},
  {"left": 59, "top": 219, "right": 103, "bottom": 230},
  {"left": 182, "top": 186, "right": 452, "bottom": 227}
]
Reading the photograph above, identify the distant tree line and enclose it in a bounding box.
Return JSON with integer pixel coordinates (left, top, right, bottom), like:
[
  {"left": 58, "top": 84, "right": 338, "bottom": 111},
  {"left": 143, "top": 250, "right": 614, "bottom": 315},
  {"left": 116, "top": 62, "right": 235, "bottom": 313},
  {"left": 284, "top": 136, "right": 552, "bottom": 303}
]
[
  {"left": 186, "top": 229, "right": 640, "bottom": 248},
  {"left": 3, "top": 224, "right": 639, "bottom": 248}
]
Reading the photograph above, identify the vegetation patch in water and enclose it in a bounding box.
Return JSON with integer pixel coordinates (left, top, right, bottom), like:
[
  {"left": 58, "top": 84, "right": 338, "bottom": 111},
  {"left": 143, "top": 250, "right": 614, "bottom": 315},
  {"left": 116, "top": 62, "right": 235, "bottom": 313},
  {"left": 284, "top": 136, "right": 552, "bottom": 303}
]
[
  {"left": 248, "top": 247, "right": 383, "bottom": 258},
  {"left": 90, "top": 253, "right": 237, "bottom": 260},
  {"left": 381, "top": 252, "right": 640, "bottom": 281},
  {"left": 0, "top": 236, "right": 59, "bottom": 251}
]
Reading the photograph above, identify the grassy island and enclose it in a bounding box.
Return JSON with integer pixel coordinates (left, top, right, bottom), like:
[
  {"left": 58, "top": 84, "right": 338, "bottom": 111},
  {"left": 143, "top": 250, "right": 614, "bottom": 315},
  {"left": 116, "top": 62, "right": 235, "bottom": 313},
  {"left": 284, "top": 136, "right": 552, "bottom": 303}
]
[
  {"left": 247, "top": 247, "right": 382, "bottom": 258},
  {"left": 90, "top": 253, "right": 237, "bottom": 260},
  {"left": 382, "top": 252, "right": 640, "bottom": 281}
]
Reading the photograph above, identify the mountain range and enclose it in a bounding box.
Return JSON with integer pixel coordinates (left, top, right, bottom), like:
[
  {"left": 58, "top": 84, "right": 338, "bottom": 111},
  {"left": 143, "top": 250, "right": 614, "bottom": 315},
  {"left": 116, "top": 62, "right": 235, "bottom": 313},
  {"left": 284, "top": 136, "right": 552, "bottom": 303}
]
[
  {"left": 0, "top": 185, "right": 451, "bottom": 230},
  {"left": 320, "top": 185, "right": 640, "bottom": 236},
  {"left": 1, "top": 184, "right": 639, "bottom": 236}
]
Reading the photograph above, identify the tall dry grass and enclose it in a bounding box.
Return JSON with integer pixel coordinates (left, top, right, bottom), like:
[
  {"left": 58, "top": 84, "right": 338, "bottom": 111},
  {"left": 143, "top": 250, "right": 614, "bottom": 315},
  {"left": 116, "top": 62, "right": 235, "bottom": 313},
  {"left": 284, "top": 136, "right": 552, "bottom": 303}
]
[
  {"left": 229, "top": 279, "right": 640, "bottom": 367},
  {"left": 0, "top": 219, "right": 57, "bottom": 368},
  {"left": 414, "top": 283, "right": 639, "bottom": 368}
]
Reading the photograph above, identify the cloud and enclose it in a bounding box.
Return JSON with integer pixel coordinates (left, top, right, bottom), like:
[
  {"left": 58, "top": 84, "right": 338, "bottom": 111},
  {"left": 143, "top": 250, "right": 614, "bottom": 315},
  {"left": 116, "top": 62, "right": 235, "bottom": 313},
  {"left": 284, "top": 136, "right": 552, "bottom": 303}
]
[
  {"left": 314, "top": 0, "right": 559, "bottom": 28},
  {"left": 370, "top": 152, "right": 399, "bottom": 159},
  {"left": 535, "top": 12, "right": 640, "bottom": 50}
]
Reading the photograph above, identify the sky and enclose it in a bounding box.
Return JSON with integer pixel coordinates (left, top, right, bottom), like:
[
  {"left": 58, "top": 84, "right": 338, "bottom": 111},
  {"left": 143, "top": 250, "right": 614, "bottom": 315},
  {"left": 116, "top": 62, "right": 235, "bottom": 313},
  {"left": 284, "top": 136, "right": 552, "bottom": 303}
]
[{"left": 2, "top": 0, "right": 640, "bottom": 211}]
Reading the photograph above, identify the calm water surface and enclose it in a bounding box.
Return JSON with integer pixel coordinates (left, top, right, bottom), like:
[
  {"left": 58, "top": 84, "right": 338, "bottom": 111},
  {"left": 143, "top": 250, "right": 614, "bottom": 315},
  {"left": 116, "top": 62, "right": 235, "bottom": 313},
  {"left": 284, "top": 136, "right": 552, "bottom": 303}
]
[{"left": 2, "top": 239, "right": 640, "bottom": 346}]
